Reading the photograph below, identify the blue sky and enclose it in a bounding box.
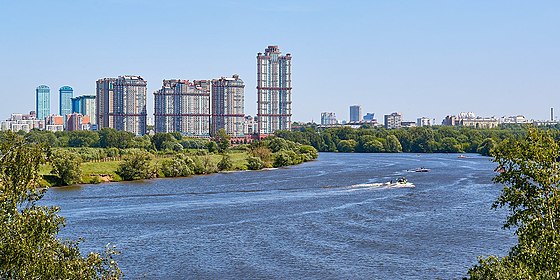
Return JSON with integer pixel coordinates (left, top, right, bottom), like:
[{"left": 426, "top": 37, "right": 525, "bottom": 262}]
[{"left": 0, "top": 0, "right": 558, "bottom": 122}]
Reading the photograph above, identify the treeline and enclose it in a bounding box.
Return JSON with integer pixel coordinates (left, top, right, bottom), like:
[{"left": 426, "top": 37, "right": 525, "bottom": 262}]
[
  {"left": 0, "top": 129, "right": 318, "bottom": 186},
  {"left": 274, "top": 125, "right": 555, "bottom": 155}
]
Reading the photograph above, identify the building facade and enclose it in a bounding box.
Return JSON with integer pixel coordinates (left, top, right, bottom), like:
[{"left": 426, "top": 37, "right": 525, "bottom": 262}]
[
  {"left": 384, "top": 112, "right": 403, "bottom": 129},
  {"left": 96, "top": 78, "right": 117, "bottom": 129},
  {"left": 72, "top": 95, "right": 96, "bottom": 124},
  {"left": 320, "top": 112, "right": 338, "bottom": 125},
  {"left": 257, "top": 45, "right": 292, "bottom": 135},
  {"left": 36, "top": 85, "right": 50, "bottom": 120},
  {"left": 59, "top": 86, "right": 73, "bottom": 116},
  {"left": 211, "top": 75, "right": 245, "bottom": 137},
  {"left": 154, "top": 79, "right": 211, "bottom": 137},
  {"left": 96, "top": 76, "right": 147, "bottom": 135},
  {"left": 349, "top": 105, "right": 362, "bottom": 123},
  {"left": 66, "top": 113, "right": 91, "bottom": 131},
  {"left": 417, "top": 117, "right": 431, "bottom": 127}
]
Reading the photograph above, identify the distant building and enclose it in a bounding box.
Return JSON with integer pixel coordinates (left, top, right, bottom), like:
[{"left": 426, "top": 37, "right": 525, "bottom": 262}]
[
  {"left": 71, "top": 95, "right": 96, "bottom": 125},
  {"left": 243, "top": 115, "right": 257, "bottom": 135},
  {"left": 96, "top": 76, "right": 147, "bottom": 135},
  {"left": 154, "top": 79, "right": 211, "bottom": 137},
  {"left": 96, "top": 78, "right": 117, "bottom": 130},
  {"left": 384, "top": 112, "right": 402, "bottom": 129},
  {"left": 36, "top": 85, "right": 50, "bottom": 120},
  {"left": 1, "top": 113, "right": 45, "bottom": 132},
  {"left": 257, "top": 45, "right": 292, "bottom": 135},
  {"left": 46, "top": 115, "right": 64, "bottom": 126},
  {"left": 442, "top": 112, "right": 499, "bottom": 128},
  {"left": 211, "top": 75, "right": 245, "bottom": 137},
  {"left": 66, "top": 113, "right": 91, "bottom": 131},
  {"left": 401, "top": 121, "right": 416, "bottom": 128},
  {"left": 349, "top": 105, "right": 362, "bottom": 123},
  {"left": 417, "top": 117, "right": 431, "bottom": 127},
  {"left": 320, "top": 112, "right": 338, "bottom": 125},
  {"left": 500, "top": 115, "right": 529, "bottom": 124},
  {"left": 59, "top": 86, "right": 73, "bottom": 116},
  {"left": 363, "top": 113, "right": 375, "bottom": 121},
  {"left": 46, "top": 124, "right": 63, "bottom": 132},
  {"left": 442, "top": 115, "right": 457, "bottom": 126}
]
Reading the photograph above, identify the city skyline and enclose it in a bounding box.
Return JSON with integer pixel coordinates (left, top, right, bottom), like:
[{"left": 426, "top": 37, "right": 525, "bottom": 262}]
[{"left": 1, "top": 1, "right": 559, "bottom": 122}]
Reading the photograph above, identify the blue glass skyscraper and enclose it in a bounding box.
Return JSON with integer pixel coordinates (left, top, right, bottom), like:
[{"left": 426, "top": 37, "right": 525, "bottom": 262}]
[
  {"left": 36, "top": 85, "right": 50, "bottom": 120},
  {"left": 59, "top": 86, "right": 73, "bottom": 116}
]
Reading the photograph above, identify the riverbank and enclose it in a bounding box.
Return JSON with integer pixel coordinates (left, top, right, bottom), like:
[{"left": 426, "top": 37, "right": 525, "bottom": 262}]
[{"left": 40, "top": 149, "right": 316, "bottom": 187}]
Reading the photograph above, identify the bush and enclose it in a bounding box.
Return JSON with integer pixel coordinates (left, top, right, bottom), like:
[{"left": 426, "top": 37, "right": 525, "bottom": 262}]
[
  {"left": 50, "top": 149, "right": 83, "bottom": 185},
  {"left": 116, "top": 151, "right": 157, "bottom": 181},
  {"left": 217, "top": 154, "right": 233, "bottom": 171},
  {"left": 246, "top": 156, "right": 264, "bottom": 170},
  {"left": 160, "top": 154, "right": 194, "bottom": 177}
]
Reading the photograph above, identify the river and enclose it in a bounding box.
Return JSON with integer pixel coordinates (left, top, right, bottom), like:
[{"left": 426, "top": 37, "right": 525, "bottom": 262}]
[{"left": 42, "top": 153, "right": 514, "bottom": 279}]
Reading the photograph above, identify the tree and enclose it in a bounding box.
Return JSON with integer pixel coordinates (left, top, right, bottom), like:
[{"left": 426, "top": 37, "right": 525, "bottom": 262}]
[
  {"left": 468, "top": 128, "right": 560, "bottom": 279},
  {"left": 384, "top": 135, "right": 402, "bottom": 153},
  {"left": 363, "top": 140, "right": 384, "bottom": 153},
  {"left": 214, "top": 128, "right": 231, "bottom": 153},
  {"left": 151, "top": 133, "right": 176, "bottom": 151},
  {"left": 51, "top": 149, "right": 83, "bottom": 185},
  {"left": 273, "top": 150, "right": 293, "bottom": 167},
  {"left": 116, "top": 151, "right": 156, "bottom": 181},
  {"left": 477, "top": 138, "right": 497, "bottom": 156},
  {"left": 160, "top": 154, "right": 193, "bottom": 177},
  {"left": 217, "top": 154, "right": 233, "bottom": 171},
  {"left": 207, "top": 141, "right": 219, "bottom": 153},
  {"left": 337, "top": 139, "right": 357, "bottom": 153},
  {"left": 246, "top": 156, "right": 264, "bottom": 170},
  {"left": 0, "top": 132, "right": 121, "bottom": 279}
]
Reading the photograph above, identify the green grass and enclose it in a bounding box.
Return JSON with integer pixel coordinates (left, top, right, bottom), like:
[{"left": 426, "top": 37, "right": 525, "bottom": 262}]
[{"left": 43, "top": 151, "right": 254, "bottom": 186}]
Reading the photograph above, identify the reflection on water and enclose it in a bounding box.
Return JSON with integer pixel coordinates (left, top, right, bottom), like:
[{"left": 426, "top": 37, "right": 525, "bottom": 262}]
[{"left": 42, "top": 153, "right": 514, "bottom": 279}]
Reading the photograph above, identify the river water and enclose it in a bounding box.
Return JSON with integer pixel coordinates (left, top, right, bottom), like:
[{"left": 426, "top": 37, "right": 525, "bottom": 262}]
[{"left": 43, "top": 153, "right": 515, "bottom": 279}]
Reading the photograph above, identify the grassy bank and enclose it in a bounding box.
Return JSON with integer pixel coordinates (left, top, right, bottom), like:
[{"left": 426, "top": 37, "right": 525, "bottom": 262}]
[{"left": 41, "top": 151, "right": 253, "bottom": 186}]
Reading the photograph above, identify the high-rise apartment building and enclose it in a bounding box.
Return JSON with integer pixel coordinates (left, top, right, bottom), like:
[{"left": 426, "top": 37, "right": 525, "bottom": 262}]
[
  {"left": 384, "top": 112, "right": 403, "bottom": 129},
  {"left": 59, "top": 86, "right": 73, "bottom": 116},
  {"left": 96, "top": 78, "right": 116, "bottom": 129},
  {"left": 211, "top": 75, "right": 245, "bottom": 137},
  {"left": 36, "top": 85, "right": 50, "bottom": 120},
  {"left": 349, "top": 105, "right": 362, "bottom": 123},
  {"left": 72, "top": 95, "right": 97, "bottom": 124},
  {"left": 154, "top": 79, "right": 211, "bottom": 137},
  {"left": 257, "top": 45, "right": 292, "bottom": 135},
  {"left": 96, "top": 76, "right": 147, "bottom": 135}
]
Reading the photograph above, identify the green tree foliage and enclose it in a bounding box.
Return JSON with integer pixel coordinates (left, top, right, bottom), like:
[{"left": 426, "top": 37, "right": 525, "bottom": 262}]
[
  {"left": 98, "top": 128, "right": 134, "bottom": 149},
  {"left": 68, "top": 130, "right": 100, "bottom": 147},
  {"left": 193, "top": 155, "right": 217, "bottom": 174},
  {"left": 207, "top": 141, "right": 219, "bottom": 153},
  {"left": 115, "top": 151, "right": 157, "bottom": 181},
  {"left": 337, "top": 139, "right": 357, "bottom": 152},
  {"left": 50, "top": 149, "right": 83, "bottom": 185},
  {"left": 273, "top": 150, "right": 294, "bottom": 167},
  {"left": 246, "top": 156, "right": 264, "bottom": 170},
  {"left": 384, "top": 135, "right": 402, "bottom": 153},
  {"left": 151, "top": 133, "right": 176, "bottom": 151},
  {"left": 250, "top": 145, "right": 273, "bottom": 167},
  {"left": 477, "top": 138, "right": 497, "bottom": 156},
  {"left": 362, "top": 139, "right": 385, "bottom": 153},
  {"left": 160, "top": 154, "right": 194, "bottom": 177},
  {"left": 468, "top": 128, "right": 560, "bottom": 279},
  {"left": 0, "top": 132, "right": 121, "bottom": 279},
  {"left": 275, "top": 125, "right": 533, "bottom": 155},
  {"left": 214, "top": 128, "right": 231, "bottom": 153},
  {"left": 217, "top": 154, "right": 233, "bottom": 171}
]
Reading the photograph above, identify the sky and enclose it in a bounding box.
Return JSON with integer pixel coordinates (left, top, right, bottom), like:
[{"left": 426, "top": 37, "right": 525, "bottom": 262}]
[{"left": 0, "top": 0, "right": 559, "bottom": 123}]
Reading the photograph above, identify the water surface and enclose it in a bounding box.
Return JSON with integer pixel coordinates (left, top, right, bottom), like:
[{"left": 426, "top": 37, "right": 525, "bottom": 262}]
[{"left": 43, "top": 153, "right": 514, "bottom": 279}]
